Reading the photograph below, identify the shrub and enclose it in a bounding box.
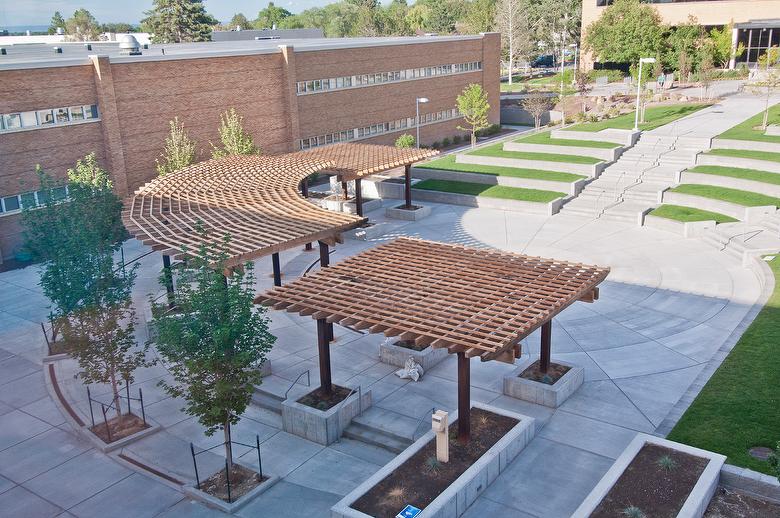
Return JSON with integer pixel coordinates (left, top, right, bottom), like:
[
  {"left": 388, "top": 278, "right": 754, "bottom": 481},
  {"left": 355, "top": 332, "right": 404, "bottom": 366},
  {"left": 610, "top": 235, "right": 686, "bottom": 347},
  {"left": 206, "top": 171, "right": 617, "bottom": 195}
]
[
  {"left": 395, "top": 133, "right": 416, "bottom": 148},
  {"left": 452, "top": 134, "right": 462, "bottom": 144},
  {"left": 769, "top": 442, "right": 780, "bottom": 482},
  {"left": 587, "top": 69, "right": 625, "bottom": 83},
  {"left": 441, "top": 137, "right": 451, "bottom": 148},
  {"left": 432, "top": 141, "right": 441, "bottom": 149}
]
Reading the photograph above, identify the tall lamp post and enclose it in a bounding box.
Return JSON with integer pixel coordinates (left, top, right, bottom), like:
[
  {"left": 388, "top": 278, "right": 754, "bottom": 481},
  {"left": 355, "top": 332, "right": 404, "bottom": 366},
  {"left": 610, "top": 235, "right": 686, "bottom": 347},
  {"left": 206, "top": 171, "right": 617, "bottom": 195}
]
[
  {"left": 416, "top": 97, "right": 429, "bottom": 148},
  {"left": 634, "top": 57, "right": 656, "bottom": 131},
  {"left": 570, "top": 43, "right": 579, "bottom": 82},
  {"left": 559, "top": 32, "right": 567, "bottom": 98}
]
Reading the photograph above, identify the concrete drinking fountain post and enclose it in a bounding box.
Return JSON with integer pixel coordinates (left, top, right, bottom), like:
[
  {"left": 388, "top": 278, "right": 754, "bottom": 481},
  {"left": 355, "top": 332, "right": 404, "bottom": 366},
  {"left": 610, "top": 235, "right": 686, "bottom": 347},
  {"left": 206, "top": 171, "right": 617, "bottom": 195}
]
[{"left": 432, "top": 410, "right": 449, "bottom": 463}]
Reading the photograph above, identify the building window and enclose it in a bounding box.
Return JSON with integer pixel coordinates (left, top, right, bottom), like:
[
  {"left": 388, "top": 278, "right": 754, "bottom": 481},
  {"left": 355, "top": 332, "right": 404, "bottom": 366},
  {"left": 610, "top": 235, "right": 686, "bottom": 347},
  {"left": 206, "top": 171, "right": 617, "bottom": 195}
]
[
  {"left": 736, "top": 27, "right": 780, "bottom": 66},
  {"left": 0, "top": 186, "right": 69, "bottom": 216},
  {"left": 0, "top": 104, "right": 99, "bottom": 133}
]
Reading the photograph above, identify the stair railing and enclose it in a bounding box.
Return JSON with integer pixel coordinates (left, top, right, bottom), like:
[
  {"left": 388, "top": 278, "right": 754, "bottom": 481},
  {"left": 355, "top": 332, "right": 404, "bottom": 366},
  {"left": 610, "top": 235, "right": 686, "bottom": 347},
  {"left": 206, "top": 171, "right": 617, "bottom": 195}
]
[
  {"left": 719, "top": 229, "right": 764, "bottom": 252},
  {"left": 411, "top": 406, "right": 437, "bottom": 441},
  {"left": 334, "top": 385, "right": 363, "bottom": 443},
  {"left": 284, "top": 370, "right": 311, "bottom": 400}
]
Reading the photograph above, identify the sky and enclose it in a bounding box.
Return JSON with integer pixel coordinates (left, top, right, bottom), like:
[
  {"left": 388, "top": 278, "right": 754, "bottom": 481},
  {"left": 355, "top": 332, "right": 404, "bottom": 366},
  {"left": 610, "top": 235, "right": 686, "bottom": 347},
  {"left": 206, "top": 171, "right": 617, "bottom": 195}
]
[{"left": 1, "top": 1, "right": 335, "bottom": 28}]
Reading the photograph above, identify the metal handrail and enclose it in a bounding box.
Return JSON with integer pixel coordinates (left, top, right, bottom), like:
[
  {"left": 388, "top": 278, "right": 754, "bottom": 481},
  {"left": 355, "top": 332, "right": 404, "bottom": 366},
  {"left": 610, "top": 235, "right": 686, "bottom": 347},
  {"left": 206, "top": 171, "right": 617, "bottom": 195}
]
[
  {"left": 719, "top": 229, "right": 764, "bottom": 252},
  {"left": 411, "top": 406, "right": 437, "bottom": 441},
  {"left": 284, "top": 370, "right": 311, "bottom": 400},
  {"left": 303, "top": 250, "right": 336, "bottom": 276}
]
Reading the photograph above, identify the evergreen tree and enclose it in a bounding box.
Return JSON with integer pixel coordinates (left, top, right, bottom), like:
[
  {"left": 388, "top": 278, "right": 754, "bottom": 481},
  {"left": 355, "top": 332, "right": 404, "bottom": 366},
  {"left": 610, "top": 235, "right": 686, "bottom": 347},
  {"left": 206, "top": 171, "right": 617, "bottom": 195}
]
[
  {"left": 48, "top": 11, "right": 65, "bottom": 34},
  {"left": 142, "top": 0, "right": 218, "bottom": 43},
  {"left": 211, "top": 108, "right": 260, "bottom": 159},
  {"left": 64, "top": 9, "right": 101, "bottom": 41},
  {"left": 457, "top": 83, "right": 491, "bottom": 148},
  {"left": 156, "top": 117, "right": 196, "bottom": 176}
]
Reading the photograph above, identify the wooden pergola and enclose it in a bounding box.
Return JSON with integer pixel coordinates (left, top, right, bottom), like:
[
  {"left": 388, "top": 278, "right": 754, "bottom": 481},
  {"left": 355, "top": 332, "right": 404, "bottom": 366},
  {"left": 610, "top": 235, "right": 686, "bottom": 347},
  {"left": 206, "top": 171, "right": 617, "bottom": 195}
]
[
  {"left": 301, "top": 143, "right": 439, "bottom": 216},
  {"left": 122, "top": 153, "right": 366, "bottom": 293},
  {"left": 256, "top": 237, "right": 609, "bottom": 441}
]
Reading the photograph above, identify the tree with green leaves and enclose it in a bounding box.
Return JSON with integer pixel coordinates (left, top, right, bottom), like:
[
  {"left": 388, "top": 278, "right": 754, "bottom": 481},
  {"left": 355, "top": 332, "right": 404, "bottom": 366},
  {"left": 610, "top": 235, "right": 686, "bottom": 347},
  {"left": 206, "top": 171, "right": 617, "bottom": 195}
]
[
  {"left": 152, "top": 234, "right": 276, "bottom": 471},
  {"left": 64, "top": 9, "right": 101, "bottom": 41},
  {"left": 255, "top": 2, "right": 292, "bottom": 29},
  {"left": 156, "top": 117, "right": 196, "bottom": 176},
  {"left": 663, "top": 17, "right": 703, "bottom": 74},
  {"left": 583, "top": 0, "right": 666, "bottom": 67},
  {"left": 211, "top": 108, "right": 259, "bottom": 159},
  {"left": 698, "top": 51, "right": 715, "bottom": 101},
  {"left": 405, "top": 3, "right": 430, "bottom": 32},
  {"left": 228, "top": 13, "right": 252, "bottom": 30},
  {"left": 142, "top": 0, "right": 218, "bottom": 43},
  {"left": 707, "top": 21, "right": 744, "bottom": 69},
  {"left": 756, "top": 47, "right": 780, "bottom": 130},
  {"left": 395, "top": 134, "right": 416, "bottom": 148},
  {"left": 457, "top": 84, "right": 491, "bottom": 147},
  {"left": 100, "top": 23, "right": 137, "bottom": 33},
  {"left": 23, "top": 154, "right": 126, "bottom": 345},
  {"left": 377, "top": 0, "right": 411, "bottom": 36},
  {"left": 424, "top": 0, "right": 466, "bottom": 33},
  {"left": 461, "top": 0, "right": 495, "bottom": 34},
  {"left": 48, "top": 11, "right": 65, "bottom": 34},
  {"left": 521, "top": 95, "right": 553, "bottom": 130}
]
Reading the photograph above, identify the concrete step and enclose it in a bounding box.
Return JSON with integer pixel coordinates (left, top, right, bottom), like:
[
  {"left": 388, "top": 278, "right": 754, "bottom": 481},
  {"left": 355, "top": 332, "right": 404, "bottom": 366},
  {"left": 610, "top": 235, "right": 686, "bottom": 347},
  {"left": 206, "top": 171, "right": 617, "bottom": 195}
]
[
  {"left": 342, "top": 421, "right": 412, "bottom": 454},
  {"left": 251, "top": 389, "right": 285, "bottom": 414},
  {"left": 351, "top": 406, "right": 422, "bottom": 442}
]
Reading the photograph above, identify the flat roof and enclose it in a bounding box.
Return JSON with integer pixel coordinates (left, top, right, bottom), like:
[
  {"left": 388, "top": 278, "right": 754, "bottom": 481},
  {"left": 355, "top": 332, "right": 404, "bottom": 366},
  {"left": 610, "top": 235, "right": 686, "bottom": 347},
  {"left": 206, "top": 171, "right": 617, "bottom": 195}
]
[{"left": 0, "top": 34, "right": 486, "bottom": 70}]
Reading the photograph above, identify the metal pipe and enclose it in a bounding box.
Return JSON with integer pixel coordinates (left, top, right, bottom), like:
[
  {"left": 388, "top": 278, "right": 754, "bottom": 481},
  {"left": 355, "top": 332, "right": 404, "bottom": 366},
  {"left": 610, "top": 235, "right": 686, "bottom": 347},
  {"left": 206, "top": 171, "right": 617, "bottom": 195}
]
[
  {"left": 457, "top": 352, "right": 470, "bottom": 443},
  {"left": 162, "top": 255, "right": 175, "bottom": 308},
  {"left": 272, "top": 252, "right": 282, "bottom": 287},
  {"left": 540, "top": 321, "right": 552, "bottom": 373},
  {"left": 317, "top": 318, "right": 333, "bottom": 394},
  {"left": 355, "top": 178, "right": 363, "bottom": 217},
  {"left": 404, "top": 164, "right": 412, "bottom": 210}
]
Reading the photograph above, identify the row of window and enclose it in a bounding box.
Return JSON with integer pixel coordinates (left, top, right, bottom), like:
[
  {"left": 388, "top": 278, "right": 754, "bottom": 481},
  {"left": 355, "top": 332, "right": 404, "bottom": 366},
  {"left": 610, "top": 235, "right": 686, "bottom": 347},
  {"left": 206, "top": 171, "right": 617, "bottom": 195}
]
[
  {"left": 298, "top": 107, "right": 462, "bottom": 150},
  {"left": 1, "top": 104, "right": 99, "bottom": 133},
  {"left": 736, "top": 27, "right": 780, "bottom": 65},
  {"left": 295, "top": 61, "right": 483, "bottom": 95},
  {"left": 0, "top": 186, "right": 68, "bottom": 216}
]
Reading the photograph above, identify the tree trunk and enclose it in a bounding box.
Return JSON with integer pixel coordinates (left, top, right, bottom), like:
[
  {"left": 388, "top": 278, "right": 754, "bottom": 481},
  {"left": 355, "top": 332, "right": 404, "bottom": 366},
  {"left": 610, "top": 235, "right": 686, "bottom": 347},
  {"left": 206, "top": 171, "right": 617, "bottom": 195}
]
[
  {"left": 471, "top": 131, "right": 476, "bottom": 148},
  {"left": 763, "top": 90, "right": 771, "bottom": 130},
  {"left": 224, "top": 419, "right": 234, "bottom": 472},
  {"left": 508, "top": 21, "right": 514, "bottom": 85},
  {"left": 109, "top": 370, "right": 122, "bottom": 421}
]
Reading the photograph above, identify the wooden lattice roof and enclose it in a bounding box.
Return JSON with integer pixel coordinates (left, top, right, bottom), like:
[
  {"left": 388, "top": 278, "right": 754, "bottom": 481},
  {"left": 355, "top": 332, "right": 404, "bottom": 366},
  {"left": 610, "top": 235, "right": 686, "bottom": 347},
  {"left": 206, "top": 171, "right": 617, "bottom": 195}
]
[
  {"left": 256, "top": 238, "right": 610, "bottom": 363},
  {"left": 122, "top": 154, "right": 366, "bottom": 267},
  {"left": 300, "top": 143, "right": 439, "bottom": 180}
]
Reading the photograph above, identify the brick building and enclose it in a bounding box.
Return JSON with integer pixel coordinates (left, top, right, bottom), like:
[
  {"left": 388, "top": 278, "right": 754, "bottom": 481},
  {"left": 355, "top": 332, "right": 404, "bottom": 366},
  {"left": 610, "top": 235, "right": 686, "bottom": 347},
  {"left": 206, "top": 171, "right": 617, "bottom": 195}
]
[{"left": 0, "top": 34, "right": 500, "bottom": 262}]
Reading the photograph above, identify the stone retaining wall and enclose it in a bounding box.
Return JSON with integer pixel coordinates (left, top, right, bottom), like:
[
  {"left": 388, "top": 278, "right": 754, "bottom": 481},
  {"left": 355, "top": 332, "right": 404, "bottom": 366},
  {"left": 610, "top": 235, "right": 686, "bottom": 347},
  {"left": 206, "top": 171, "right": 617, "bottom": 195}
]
[
  {"left": 456, "top": 153, "right": 605, "bottom": 177},
  {"left": 711, "top": 138, "right": 780, "bottom": 155},
  {"left": 696, "top": 153, "right": 780, "bottom": 174},
  {"left": 412, "top": 167, "right": 585, "bottom": 195},
  {"left": 503, "top": 141, "right": 621, "bottom": 162}
]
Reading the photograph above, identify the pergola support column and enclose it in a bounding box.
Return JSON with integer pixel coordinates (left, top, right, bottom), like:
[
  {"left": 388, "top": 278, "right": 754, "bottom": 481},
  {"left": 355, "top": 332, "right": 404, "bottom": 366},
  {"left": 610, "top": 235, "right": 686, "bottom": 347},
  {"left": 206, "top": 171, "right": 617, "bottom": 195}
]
[
  {"left": 318, "top": 241, "right": 334, "bottom": 341},
  {"left": 539, "top": 321, "right": 552, "bottom": 373},
  {"left": 301, "top": 178, "right": 313, "bottom": 251},
  {"left": 162, "top": 255, "right": 175, "bottom": 308},
  {"left": 272, "top": 252, "right": 282, "bottom": 287},
  {"left": 341, "top": 180, "right": 349, "bottom": 200},
  {"left": 457, "top": 351, "right": 470, "bottom": 443},
  {"left": 355, "top": 178, "right": 363, "bottom": 217},
  {"left": 317, "top": 318, "right": 332, "bottom": 394},
  {"left": 404, "top": 164, "right": 412, "bottom": 209}
]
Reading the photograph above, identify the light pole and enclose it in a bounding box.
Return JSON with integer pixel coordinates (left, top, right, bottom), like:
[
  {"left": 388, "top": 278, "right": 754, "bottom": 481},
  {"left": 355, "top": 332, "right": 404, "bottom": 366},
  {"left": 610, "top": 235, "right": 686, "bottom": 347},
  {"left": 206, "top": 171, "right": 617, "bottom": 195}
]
[
  {"left": 415, "top": 97, "right": 429, "bottom": 148},
  {"left": 634, "top": 57, "right": 656, "bottom": 131},
  {"left": 559, "top": 32, "right": 566, "bottom": 98},
  {"left": 570, "top": 43, "right": 579, "bottom": 83}
]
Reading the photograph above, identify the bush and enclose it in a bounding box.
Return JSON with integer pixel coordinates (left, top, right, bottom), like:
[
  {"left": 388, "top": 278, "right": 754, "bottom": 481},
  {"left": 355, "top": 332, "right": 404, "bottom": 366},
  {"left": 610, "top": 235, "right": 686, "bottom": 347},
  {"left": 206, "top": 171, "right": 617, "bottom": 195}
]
[
  {"left": 769, "top": 443, "right": 780, "bottom": 482},
  {"left": 476, "top": 124, "right": 501, "bottom": 138},
  {"left": 395, "top": 133, "right": 416, "bottom": 148},
  {"left": 431, "top": 141, "right": 441, "bottom": 149},
  {"left": 452, "top": 135, "right": 462, "bottom": 144},
  {"left": 587, "top": 69, "right": 625, "bottom": 83},
  {"left": 441, "top": 137, "right": 451, "bottom": 148}
]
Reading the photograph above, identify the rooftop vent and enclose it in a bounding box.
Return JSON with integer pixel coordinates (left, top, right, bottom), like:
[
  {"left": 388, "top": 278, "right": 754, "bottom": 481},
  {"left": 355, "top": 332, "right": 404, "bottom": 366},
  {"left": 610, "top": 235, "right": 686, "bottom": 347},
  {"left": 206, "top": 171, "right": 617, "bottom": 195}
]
[
  {"left": 53, "top": 47, "right": 62, "bottom": 54},
  {"left": 84, "top": 43, "right": 92, "bottom": 51},
  {"left": 118, "top": 34, "right": 142, "bottom": 56},
  {"left": 0, "top": 48, "right": 6, "bottom": 56}
]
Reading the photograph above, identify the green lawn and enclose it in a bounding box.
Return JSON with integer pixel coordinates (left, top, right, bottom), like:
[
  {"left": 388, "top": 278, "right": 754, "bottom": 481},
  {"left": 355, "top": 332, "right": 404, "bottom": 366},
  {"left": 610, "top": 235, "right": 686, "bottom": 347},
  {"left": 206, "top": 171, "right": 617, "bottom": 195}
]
[
  {"left": 413, "top": 179, "right": 565, "bottom": 202},
  {"left": 563, "top": 104, "right": 710, "bottom": 132},
  {"left": 649, "top": 204, "right": 737, "bottom": 224},
  {"left": 514, "top": 130, "right": 618, "bottom": 149},
  {"left": 688, "top": 165, "right": 780, "bottom": 186},
  {"left": 416, "top": 155, "right": 585, "bottom": 183},
  {"left": 501, "top": 72, "right": 576, "bottom": 93},
  {"left": 668, "top": 255, "right": 780, "bottom": 475},
  {"left": 717, "top": 103, "right": 780, "bottom": 143},
  {"left": 469, "top": 142, "right": 601, "bottom": 164},
  {"left": 707, "top": 148, "right": 780, "bottom": 164},
  {"left": 671, "top": 184, "right": 780, "bottom": 207}
]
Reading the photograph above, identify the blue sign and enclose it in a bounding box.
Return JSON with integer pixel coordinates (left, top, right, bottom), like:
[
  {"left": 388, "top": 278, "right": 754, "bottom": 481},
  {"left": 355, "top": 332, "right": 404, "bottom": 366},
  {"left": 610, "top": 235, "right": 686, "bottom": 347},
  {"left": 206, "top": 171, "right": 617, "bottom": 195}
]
[{"left": 396, "top": 504, "right": 422, "bottom": 518}]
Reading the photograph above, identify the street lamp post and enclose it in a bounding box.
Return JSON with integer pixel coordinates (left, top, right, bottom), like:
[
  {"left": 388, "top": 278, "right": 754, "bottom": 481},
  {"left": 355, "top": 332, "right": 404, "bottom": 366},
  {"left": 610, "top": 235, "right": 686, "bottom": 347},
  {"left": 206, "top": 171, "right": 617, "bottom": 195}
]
[
  {"left": 560, "top": 32, "right": 566, "bottom": 98},
  {"left": 634, "top": 57, "right": 656, "bottom": 131},
  {"left": 416, "top": 97, "right": 429, "bottom": 148},
  {"left": 570, "top": 43, "right": 579, "bottom": 82}
]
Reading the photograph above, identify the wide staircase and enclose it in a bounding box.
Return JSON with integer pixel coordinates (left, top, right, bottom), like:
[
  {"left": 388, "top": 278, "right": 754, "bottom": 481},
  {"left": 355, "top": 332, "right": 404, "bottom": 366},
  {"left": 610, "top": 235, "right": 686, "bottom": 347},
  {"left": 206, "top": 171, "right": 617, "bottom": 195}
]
[{"left": 560, "top": 134, "right": 709, "bottom": 223}]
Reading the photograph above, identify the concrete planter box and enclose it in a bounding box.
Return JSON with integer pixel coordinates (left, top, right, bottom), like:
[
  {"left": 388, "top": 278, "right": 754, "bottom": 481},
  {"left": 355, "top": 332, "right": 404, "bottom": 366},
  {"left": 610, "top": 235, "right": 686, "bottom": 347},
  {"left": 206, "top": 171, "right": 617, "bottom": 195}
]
[
  {"left": 183, "top": 472, "right": 280, "bottom": 513},
  {"left": 571, "top": 434, "right": 726, "bottom": 518},
  {"left": 456, "top": 153, "right": 605, "bottom": 177},
  {"left": 409, "top": 189, "right": 566, "bottom": 216},
  {"left": 342, "top": 198, "right": 382, "bottom": 215},
  {"left": 680, "top": 171, "right": 780, "bottom": 198},
  {"left": 344, "top": 222, "right": 392, "bottom": 241},
  {"left": 720, "top": 463, "right": 780, "bottom": 503},
  {"left": 502, "top": 358, "right": 584, "bottom": 408},
  {"left": 362, "top": 178, "right": 409, "bottom": 199},
  {"left": 379, "top": 340, "right": 449, "bottom": 371},
  {"left": 385, "top": 204, "right": 432, "bottom": 221},
  {"left": 696, "top": 153, "right": 780, "bottom": 174},
  {"left": 767, "top": 125, "right": 780, "bottom": 136},
  {"left": 331, "top": 402, "right": 535, "bottom": 518},
  {"left": 711, "top": 138, "right": 780, "bottom": 154},
  {"left": 412, "top": 167, "right": 586, "bottom": 196},
  {"left": 282, "top": 387, "right": 372, "bottom": 445},
  {"left": 503, "top": 141, "right": 622, "bottom": 162},
  {"left": 324, "top": 196, "right": 347, "bottom": 212},
  {"left": 551, "top": 128, "right": 639, "bottom": 146},
  {"left": 643, "top": 214, "right": 716, "bottom": 238},
  {"left": 662, "top": 191, "right": 776, "bottom": 223}
]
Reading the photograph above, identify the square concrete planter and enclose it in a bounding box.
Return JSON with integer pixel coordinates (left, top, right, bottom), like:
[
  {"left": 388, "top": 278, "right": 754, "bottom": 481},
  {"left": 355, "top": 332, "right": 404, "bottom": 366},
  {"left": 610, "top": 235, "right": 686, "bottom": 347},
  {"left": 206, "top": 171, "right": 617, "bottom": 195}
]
[
  {"left": 342, "top": 198, "right": 382, "bottom": 215},
  {"left": 379, "top": 340, "right": 449, "bottom": 371},
  {"left": 331, "top": 402, "right": 535, "bottom": 518},
  {"left": 503, "top": 358, "right": 584, "bottom": 408},
  {"left": 385, "top": 204, "right": 431, "bottom": 221},
  {"left": 571, "top": 434, "right": 726, "bottom": 518},
  {"left": 182, "top": 471, "right": 280, "bottom": 513},
  {"left": 282, "top": 386, "right": 372, "bottom": 445}
]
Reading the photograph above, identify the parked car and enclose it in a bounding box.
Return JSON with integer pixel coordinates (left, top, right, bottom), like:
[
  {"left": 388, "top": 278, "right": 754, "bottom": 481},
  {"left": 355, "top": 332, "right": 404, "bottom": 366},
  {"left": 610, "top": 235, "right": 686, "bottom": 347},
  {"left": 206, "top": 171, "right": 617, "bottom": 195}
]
[{"left": 531, "top": 55, "right": 555, "bottom": 68}]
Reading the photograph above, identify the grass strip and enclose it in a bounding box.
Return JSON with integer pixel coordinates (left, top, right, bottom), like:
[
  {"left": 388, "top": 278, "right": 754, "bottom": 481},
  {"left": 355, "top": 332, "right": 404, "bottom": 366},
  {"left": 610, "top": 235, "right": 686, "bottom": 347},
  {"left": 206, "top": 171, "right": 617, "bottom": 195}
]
[
  {"left": 707, "top": 148, "right": 780, "bottom": 164},
  {"left": 717, "top": 103, "right": 780, "bottom": 143},
  {"left": 688, "top": 165, "right": 780, "bottom": 186},
  {"left": 413, "top": 179, "right": 565, "bottom": 202},
  {"left": 668, "top": 255, "right": 780, "bottom": 475},
  {"left": 563, "top": 104, "right": 709, "bottom": 132},
  {"left": 649, "top": 204, "right": 737, "bottom": 224},
  {"left": 469, "top": 142, "right": 601, "bottom": 164},
  {"left": 514, "top": 130, "right": 618, "bottom": 149},
  {"left": 416, "top": 155, "right": 584, "bottom": 182},
  {"left": 670, "top": 184, "right": 780, "bottom": 207}
]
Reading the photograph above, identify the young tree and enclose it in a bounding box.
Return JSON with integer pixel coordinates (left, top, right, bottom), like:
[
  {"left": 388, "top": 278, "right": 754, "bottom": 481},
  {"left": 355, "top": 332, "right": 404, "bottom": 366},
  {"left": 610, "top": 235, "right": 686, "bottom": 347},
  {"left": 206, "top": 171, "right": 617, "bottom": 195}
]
[
  {"left": 583, "top": 0, "right": 666, "bottom": 67},
  {"left": 48, "top": 11, "right": 65, "bottom": 34},
  {"left": 156, "top": 117, "right": 196, "bottom": 176},
  {"left": 457, "top": 84, "right": 491, "bottom": 147},
  {"left": 255, "top": 2, "right": 292, "bottom": 29},
  {"left": 395, "top": 134, "right": 416, "bottom": 148},
  {"left": 521, "top": 95, "right": 553, "bottom": 130},
  {"left": 575, "top": 74, "right": 591, "bottom": 113},
  {"left": 228, "top": 13, "right": 252, "bottom": 30},
  {"left": 153, "top": 234, "right": 276, "bottom": 471},
  {"left": 211, "top": 108, "right": 260, "bottom": 159},
  {"left": 678, "top": 49, "right": 692, "bottom": 83},
  {"left": 698, "top": 52, "right": 715, "bottom": 101},
  {"left": 65, "top": 9, "right": 101, "bottom": 41},
  {"left": 494, "top": 0, "right": 532, "bottom": 84},
  {"left": 707, "top": 21, "right": 744, "bottom": 69},
  {"left": 142, "top": 0, "right": 218, "bottom": 43},
  {"left": 757, "top": 46, "right": 780, "bottom": 130}
]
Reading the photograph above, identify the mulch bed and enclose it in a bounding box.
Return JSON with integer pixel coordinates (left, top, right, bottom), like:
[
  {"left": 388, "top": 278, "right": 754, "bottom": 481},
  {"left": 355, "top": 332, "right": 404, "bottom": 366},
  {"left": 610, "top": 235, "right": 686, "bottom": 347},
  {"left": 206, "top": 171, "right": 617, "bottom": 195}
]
[
  {"left": 591, "top": 443, "right": 709, "bottom": 518},
  {"left": 351, "top": 408, "right": 519, "bottom": 518},
  {"left": 90, "top": 412, "right": 149, "bottom": 443},
  {"left": 519, "top": 360, "right": 570, "bottom": 385},
  {"left": 704, "top": 486, "right": 780, "bottom": 517},
  {"left": 393, "top": 340, "right": 428, "bottom": 352},
  {"left": 297, "top": 385, "right": 352, "bottom": 411},
  {"left": 200, "top": 464, "right": 268, "bottom": 503},
  {"left": 393, "top": 204, "right": 423, "bottom": 211},
  {"left": 47, "top": 340, "right": 70, "bottom": 356}
]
